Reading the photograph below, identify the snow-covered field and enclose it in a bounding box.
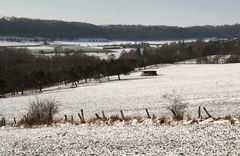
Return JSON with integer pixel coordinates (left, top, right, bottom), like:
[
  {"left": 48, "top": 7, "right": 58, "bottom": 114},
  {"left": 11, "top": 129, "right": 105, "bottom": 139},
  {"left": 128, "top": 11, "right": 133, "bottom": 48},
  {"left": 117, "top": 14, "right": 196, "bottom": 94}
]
[
  {"left": 0, "top": 41, "right": 42, "bottom": 47},
  {"left": 1, "top": 123, "right": 240, "bottom": 155},
  {"left": 1, "top": 63, "right": 240, "bottom": 155},
  {"left": 1, "top": 63, "right": 240, "bottom": 121}
]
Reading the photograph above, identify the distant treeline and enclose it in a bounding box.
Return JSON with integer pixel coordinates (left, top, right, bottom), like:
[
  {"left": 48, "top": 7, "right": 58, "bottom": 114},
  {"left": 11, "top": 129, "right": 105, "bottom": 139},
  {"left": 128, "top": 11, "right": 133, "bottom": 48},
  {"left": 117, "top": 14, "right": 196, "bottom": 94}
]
[
  {"left": 1, "top": 17, "right": 240, "bottom": 40},
  {"left": 1, "top": 39, "right": 240, "bottom": 97},
  {"left": 120, "top": 38, "right": 240, "bottom": 67}
]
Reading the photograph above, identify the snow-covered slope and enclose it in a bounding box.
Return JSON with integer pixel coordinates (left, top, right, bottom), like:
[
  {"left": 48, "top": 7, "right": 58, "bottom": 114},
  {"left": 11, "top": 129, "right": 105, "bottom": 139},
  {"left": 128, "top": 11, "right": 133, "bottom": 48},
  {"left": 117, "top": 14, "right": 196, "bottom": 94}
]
[
  {"left": 1, "top": 64, "right": 240, "bottom": 121},
  {"left": 1, "top": 63, "right": 240, "bottom": 155}
]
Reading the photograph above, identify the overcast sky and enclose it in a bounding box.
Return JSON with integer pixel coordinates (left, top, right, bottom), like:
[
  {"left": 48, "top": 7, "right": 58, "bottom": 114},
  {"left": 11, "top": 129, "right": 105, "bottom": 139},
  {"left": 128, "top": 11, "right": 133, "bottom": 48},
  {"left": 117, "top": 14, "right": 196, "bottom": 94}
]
[{"left": 0, "top": 0, "right": 240, "bottom": 26}]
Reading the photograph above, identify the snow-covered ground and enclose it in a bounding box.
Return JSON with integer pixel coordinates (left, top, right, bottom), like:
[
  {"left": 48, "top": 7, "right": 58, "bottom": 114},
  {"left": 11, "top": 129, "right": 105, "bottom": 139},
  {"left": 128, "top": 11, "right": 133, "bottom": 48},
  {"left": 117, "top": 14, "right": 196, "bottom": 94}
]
[
  {"left": 0, "top": 123, "right": 239, "bottom": 155},
  {"left": 1, "top": 63, "right": 240, "bottom": 121},
  {"left": 1, "top": 63, "right": 240, "bottom": 155},
  {"left": 0, "top": 41, "right": 42, "bottom": 47}
]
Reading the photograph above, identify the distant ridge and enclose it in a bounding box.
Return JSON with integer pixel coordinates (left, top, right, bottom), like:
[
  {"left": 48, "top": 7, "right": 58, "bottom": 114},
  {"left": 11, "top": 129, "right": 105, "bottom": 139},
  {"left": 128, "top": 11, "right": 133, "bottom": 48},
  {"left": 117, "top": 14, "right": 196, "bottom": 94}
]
[{"left": 0, "top": 16, "right": 240, "bottom": 40}]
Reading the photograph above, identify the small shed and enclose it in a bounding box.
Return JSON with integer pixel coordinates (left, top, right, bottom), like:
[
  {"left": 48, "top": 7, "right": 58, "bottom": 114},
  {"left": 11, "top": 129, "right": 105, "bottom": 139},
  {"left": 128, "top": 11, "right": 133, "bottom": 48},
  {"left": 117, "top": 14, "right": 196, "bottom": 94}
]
[
  {"left": 141, "top": 70, "right": 157, "bottom": 76},
  {"left": 43, "top": 41, "right": 50, "bottom": 46}
]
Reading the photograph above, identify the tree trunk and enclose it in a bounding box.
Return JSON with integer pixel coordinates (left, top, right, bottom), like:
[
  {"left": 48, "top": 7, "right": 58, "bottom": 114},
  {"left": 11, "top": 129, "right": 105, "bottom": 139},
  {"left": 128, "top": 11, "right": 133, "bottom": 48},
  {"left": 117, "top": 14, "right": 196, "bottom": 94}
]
[
  {"left": 39, "top": 84, "right": 42, "bottom": 92},
  {"left": 75, "top": 82, "right": 78, "bottom": 87},
  {"left": 118, "top": 75, "right": 120, "bottom": 80}
]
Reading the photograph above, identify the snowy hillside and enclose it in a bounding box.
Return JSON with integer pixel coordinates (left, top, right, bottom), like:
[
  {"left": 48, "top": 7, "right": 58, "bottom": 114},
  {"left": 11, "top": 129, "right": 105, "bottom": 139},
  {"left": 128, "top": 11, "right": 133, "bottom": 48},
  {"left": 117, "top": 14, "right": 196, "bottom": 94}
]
[
  {"left": 1, "top": 63, "right": 240, "bottom": 121},
  {"left": 1, "top": 63, "right": 240, "bottom": 155}
]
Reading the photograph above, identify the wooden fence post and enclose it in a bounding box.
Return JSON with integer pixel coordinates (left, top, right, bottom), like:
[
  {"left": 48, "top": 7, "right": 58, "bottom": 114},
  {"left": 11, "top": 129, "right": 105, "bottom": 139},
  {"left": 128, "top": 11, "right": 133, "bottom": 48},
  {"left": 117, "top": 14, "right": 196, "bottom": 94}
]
[
  {"left": 203, "top": 107, "right": 212, "bottom": 118},
  {"left": 71, "top": 115, "right": 74, "bottom": 124},
  {"left": 171, "top": 109, "right": 177, "bottom": 119},
  {"left": 81, "top": 109, "right": 85, "bottom": 123},
  {"left": 198, "top": 107, "right": 201, "bottom": 119},
  {"left": 95, "top": 113, "right": 101, "bottom": 120},
  {"left": 120, "top": 110, "right": 125, "bottom": 121},
  {"left": 14, "top": 117, "right": 17, "bottom": 125},
  {"left": 1, "top": 117, "right": 6, "bottom": 127},
  {"left": 145, "top": 108, "right": 151, "bottom": 118},
  {"left": 64, "top": 115, "right": 68, "bottom": 121},
  {"left": 78, "top": 113, "right": 83, "bottom": 123},
  {"left": 102, "top": 110, "right": 106, "bottom": 119}
]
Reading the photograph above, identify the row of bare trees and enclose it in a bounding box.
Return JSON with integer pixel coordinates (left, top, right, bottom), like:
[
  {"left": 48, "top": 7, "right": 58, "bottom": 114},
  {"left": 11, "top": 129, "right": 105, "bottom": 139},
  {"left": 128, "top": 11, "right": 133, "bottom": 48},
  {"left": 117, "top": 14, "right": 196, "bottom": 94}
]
[
  {"left": 1, "top": 39, "right": 240, "bottom": 97},
  {"left": 0, "top": 48, "right": 133, "bottom": 97}
]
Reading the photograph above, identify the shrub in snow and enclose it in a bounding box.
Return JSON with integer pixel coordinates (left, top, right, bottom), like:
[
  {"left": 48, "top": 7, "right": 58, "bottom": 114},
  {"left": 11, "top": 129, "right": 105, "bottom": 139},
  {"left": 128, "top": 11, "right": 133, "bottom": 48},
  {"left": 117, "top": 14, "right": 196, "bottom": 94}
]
[
  {"left": 163, "top": 92, "right": 188, "bottom": 121},
  {"left": 19, "top": 98, "right": 59, "bottom": 127}
]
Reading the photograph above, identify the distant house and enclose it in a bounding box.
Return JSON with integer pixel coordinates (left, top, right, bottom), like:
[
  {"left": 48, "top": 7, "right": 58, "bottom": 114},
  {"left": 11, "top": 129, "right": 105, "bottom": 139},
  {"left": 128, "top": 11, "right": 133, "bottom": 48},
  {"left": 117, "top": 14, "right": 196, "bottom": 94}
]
[
  {"left": 43, "top": 41, "right": 50, "bottom": 46},
  {"left": 141, "top": 71, "right": 157, "bottom": 76}
]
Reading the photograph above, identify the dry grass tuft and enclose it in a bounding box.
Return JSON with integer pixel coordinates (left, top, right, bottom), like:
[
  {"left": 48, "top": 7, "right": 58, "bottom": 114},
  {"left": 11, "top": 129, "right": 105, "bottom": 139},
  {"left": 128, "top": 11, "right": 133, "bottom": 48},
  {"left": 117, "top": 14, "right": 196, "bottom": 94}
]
[
  {"left": 133, "top": 115, "right": 144, "bottom": 123},
  {"left": 151, "top": 114, "right": 157, "bottom": 120},
  {"left": 223, "top": 115, "right": 232, "bottom": 121},
  {"left": 190, "top": 118, "right": 199, "bottom": 124},
  {"left": 212, "top": 116, "right": 222, "bottom": 121},
  {"left": 109, "top": 115, "right": 121, "bottom": 124},
  {"left": 123, "top": 116, "right": 133, "bottom": 124},
  {"left": 223, "top": 115, "right": 235, "bottom": 125},
  {"left": 163, "top": 116, "right": 174, "bottom": 124},
  {"left": 230, "top": 119, "right": 235, "bottom": 125},
  {"left": 87, "top": 117, "right": 101, "bottom": 125},
  {"left": 158, "top": 116, "right": 166, "bottom": 124}
]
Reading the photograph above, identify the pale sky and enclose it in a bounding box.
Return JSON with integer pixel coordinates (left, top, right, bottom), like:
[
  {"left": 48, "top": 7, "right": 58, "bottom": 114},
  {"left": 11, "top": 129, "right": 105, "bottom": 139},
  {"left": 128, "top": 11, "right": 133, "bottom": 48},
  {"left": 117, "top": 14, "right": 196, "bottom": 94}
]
[{"left": 0, "top": 0, "right": 240, "bottom": 26}]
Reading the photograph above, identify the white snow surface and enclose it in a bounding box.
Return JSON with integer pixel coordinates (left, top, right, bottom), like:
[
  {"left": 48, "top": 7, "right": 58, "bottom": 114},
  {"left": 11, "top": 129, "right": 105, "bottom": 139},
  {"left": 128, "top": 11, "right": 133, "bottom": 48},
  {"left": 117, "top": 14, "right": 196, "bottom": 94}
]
[
  {"left": 1, "top": 63, "right": 240, "bottom": 155},
  {"left": 1, "top": 64, "right": 240, "bottom": 120},
  {"left": 0, "top": 123, "right": 240, "bottom": 155}
]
